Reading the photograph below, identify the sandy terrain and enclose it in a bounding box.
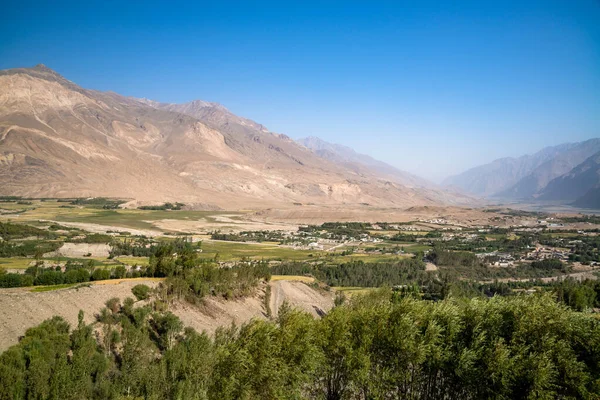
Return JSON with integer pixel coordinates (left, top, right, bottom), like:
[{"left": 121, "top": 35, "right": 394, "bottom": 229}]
[
  {"left": 269, "top": 280, "right": 334, "bottom": 318},
  {"left": 155, "top": 280, "right": 333, "bottom": 336},
  {"left": 153, "top": 216, "right": 296, "bottom": 233},
  {"left": 0, "top": 279, "right": 334, "bottom": 351},
  {"left": 0, "top": 279, "right": 160, "bottom": 350},
  {"left": 250, "top": 205, "right": 502, "bottom": 226},
  {"left": 425, "top": 262, "right": 438, "bottom": 271},
  {"left": 44, "top": 242, "right": 111, "bottom": 258}
]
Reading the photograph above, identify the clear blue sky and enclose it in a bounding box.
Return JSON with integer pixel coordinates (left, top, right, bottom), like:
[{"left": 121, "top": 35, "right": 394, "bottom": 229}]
[{"left": 2, "top": 0, "right": 599, "bottom": 181}]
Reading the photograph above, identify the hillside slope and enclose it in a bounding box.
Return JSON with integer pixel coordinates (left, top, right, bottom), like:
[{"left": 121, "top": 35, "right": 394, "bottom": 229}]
[
  {"left": 297, "top": 136, "right": 431, "bottom": 188},
  {"left": 443, "top": 139, "right": 600, "bottom": 201},
  {"left": 441, "top": 144, "right": 571, "bottom": 196},
  {"left": 537, "top": 151, "right": 600, "bottom": 202},
  {"left": 0, "top": 279, "right": 334, "bottom": 351},
  {"left": 495, "top": 139, "right": 600, "bottom": 199},
  {"left": 0, "top": 65, "right": 471, "bottom": 209}
]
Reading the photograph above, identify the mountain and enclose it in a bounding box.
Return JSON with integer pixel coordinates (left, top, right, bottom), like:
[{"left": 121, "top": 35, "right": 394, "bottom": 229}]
[
  {"left": 443, "top": 140, "right": 600, "bottom": 200},
  {"left": 441, "top": 145, "right": 570, "bottom": 197},
  {"left": 572, "top": 186, "right": 600, "bottom": 209},
  {"left": 495, "top": 139, "right": 600, "bottom": 199},
  {"left": 537, "top": 151, "right": 600, "bottom": 202},
  {"left": 297, "top": 136, "right": 430, "bottom": 188},
  {"left": 0, "top": 64, "right": 472, "bottom": 209}
]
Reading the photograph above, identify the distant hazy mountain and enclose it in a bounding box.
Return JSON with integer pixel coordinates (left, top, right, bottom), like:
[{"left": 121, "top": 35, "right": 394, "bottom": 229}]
[
  {"left": 443, "top": 139, "right": 600, "bottom": 202},
  {"left": 297, "top": 136, "right": 431, "bottom": 188},
  {"left": 537, "top": 151, "right": 600, "bottom": 202},
  {"left": 441, "top": 144, "right": 572, "bottom": 196},
  {"left": 495, "top": 139, "right": 600, "bottom": 199},
  {"left": 572, "top": 186, "right": 600, "bottom": 209}
]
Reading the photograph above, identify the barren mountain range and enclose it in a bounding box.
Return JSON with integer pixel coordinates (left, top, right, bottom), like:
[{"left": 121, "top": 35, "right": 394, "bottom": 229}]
[
  {"left": 0, "top": 65, "right": 472, "bottom": 209},
  {"left": 443, "top": 139, "right": 600, "bottom": 208},
  {"left": 298, "top": 136, "right": 432, "bottom": 189}
]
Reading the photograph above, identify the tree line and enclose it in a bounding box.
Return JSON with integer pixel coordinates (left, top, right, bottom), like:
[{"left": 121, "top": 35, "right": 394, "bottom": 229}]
[
  {"left": 0, "top": 291, "right": 598, "bottom": 399},
  {"left": 271, "top": 258, "right": 428, "bottom": 288}
]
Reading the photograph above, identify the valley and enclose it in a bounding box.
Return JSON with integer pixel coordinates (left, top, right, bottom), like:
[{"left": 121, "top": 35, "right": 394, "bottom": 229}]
[{"left": 2, "top": 197, "right": 600, "bottom": 347}]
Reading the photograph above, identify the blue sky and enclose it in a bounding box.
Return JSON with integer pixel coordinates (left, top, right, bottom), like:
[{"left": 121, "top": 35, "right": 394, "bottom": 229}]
[{"left": 2, "top": 0, "right": 599, "bottom": 181}]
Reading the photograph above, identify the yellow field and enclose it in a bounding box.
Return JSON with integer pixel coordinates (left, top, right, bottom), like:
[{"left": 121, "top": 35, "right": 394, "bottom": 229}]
[
  {"left": 0, "top": 258, "right": 34, "bottom": 269},
  {"left": 93, "top": 277, "right": 165, "bottom": 285},
  {"left": 333, "top": 286, "right": 376, "bottom": 296},
  {"left": 270, "top": 275, "right": 315, "bottom": 283},
  {"left": 113, "top": 256, "right": 150, "bottom": 266}
]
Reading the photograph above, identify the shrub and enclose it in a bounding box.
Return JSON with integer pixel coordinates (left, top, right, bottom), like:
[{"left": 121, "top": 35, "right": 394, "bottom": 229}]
[
  {"left": 132, "top": 284, "right": 151, "bottom": 301},
  {"left": 91, "top": 268, "right": 111, "bottom": 281}
]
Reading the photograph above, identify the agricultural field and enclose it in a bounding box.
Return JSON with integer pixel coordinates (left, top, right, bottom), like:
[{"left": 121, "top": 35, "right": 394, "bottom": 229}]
[
  {"left": 0, "top": 199, "right": 247, "bottom": 232},
  {"left": 198, "top": 240, "right": 316, "bottom": 261}
]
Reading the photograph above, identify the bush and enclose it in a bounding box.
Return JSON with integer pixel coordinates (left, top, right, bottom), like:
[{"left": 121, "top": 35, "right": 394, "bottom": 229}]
[
  {"left": 91, "top": 269, "right": 111, "bottom": 281},
  {"left": 0, "top": 273, "right": 32, "bottom": 288},
  {"left": 111, "top": 265, "right": 126, "bottom": 279},
  {"left": 132, "top": 284, "right": 151, "bottom": 301},
  {"left": 34, "top": 270, "right": 64, "bottom": 286}
]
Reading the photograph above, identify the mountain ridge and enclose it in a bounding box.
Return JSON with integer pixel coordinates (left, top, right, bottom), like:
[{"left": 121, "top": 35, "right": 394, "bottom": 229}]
[
  {"left": 297, "top": 136, "right": 432, "bottom": 188},
  {"left": 0, "top": 65, "right": 475, "bottom": 209},
  {"left": 442, "top": 140, "right": 600, "bottom": 201}
]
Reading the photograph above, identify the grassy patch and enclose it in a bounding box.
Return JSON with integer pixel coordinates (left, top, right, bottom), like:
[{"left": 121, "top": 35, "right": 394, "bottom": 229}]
[
  {"left": 113, "top": 256, "right": 150, "bottom": 266},
  {"left": 271, "top": 275, "right": 315, "bottom": 283},
  {"left": 93, "top": 277, "right": 165, "bottom": 285},
  {"left": 0, "top": 258, "right": 34, "bottom": 269},
  {"left": 199, "top": 240, "right": 315, "bottom": 261},
  {"left": 0, "top": 200, "right": 245, "bottom": 232},
  {"left": 403, "top": 244, "right": 432, "bottom": 254},
  {"left": 333, "top": 287, "right": 376, "bottom": 296},
  {"left": 29, "top": 283, "right": 83, "bottom": 292}
]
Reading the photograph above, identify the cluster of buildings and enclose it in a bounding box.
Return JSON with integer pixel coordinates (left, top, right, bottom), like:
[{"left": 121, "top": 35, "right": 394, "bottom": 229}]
[{"left": 525, "top": 246, "right": 570, "bottom": 262}]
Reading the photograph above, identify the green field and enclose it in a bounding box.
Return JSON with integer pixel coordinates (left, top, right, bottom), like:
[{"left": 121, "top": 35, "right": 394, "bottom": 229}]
[
  {"left": 199, "top": 240, "right": 316, "bottom": 261},
  {"left": 29, "top": 283, "right": 84, "bottom": 292},
  {"left": 1, "top": 200, "right": 245, "bottom": 231},
  {"left": 113, "top": 256, "right": 150, "bottom": 266},
  {"left": 0, "top": 258, "right": 33, "bottom": 269}
]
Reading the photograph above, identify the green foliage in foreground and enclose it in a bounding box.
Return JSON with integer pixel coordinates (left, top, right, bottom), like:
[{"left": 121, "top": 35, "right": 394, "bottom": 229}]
[{"left": 1, "top": 293, "right": 599, "bottom": 399}]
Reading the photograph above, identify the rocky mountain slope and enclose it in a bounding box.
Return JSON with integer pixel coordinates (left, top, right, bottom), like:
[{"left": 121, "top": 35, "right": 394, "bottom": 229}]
[
  {"left": 0, "top": 65, "right": 472, "bottom": 209},
  {"left": 495, "top": 139, "right": 600, "bottom": 199},
  {"left": 537, "top": 151, "right": 600, "bottom": 202},
  {"left": 441, "top": 144, "right": 571, "bottom": 197},
  {"left": 572, "top": 186, "right": 600, "bottom": 209},
  {"left": 443, "top": 139, "right": 600, "bottom": 202},
  {"left": 297, "top": 136, "right": 431, "bottom": 188}
]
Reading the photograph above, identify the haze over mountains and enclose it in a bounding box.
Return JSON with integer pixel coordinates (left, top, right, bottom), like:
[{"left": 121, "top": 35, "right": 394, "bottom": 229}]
[
  {"left": 443, "top": 139, "right": 600, "bottom": 208},
  {"left": 298, "top": 136, "right": 431, "bottom": 189},
  {"left": 0, "top": 65, "right": 472, "bottom": 209}
]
